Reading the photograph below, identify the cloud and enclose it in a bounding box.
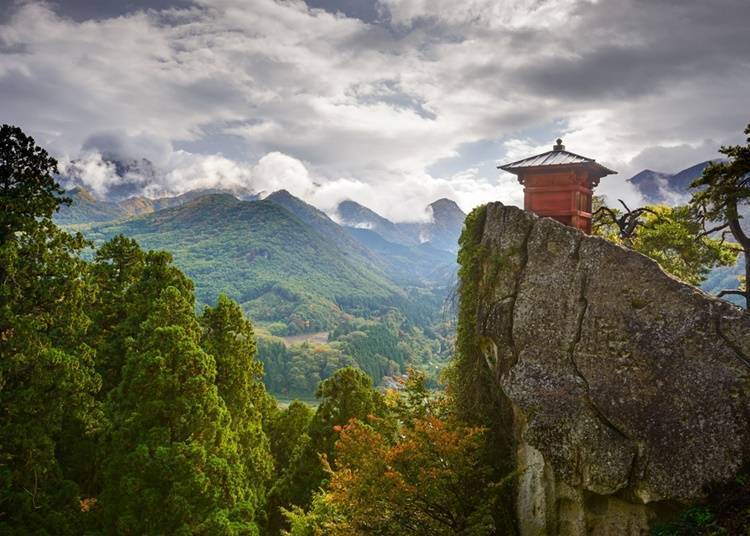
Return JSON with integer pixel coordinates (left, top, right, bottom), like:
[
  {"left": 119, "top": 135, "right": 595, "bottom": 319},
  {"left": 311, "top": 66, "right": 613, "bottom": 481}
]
[
  {"left": 1, "top": 0, "right": 749, "bottom": 219},
  {"left": 82, "top": 130, "right": 174, "bottom": 167}
]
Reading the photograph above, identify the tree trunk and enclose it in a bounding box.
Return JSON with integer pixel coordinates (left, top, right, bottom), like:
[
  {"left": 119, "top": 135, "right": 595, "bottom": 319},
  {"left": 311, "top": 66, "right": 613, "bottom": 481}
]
[{"left": 726, "top": 199, "right": 750, "bottom": 309}]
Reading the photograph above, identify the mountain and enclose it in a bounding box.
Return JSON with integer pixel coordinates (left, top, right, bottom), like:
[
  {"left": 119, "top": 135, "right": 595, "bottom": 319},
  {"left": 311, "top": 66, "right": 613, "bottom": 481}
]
[
  {"left": 335, "top": 197, "right": 467, "bottom": 253},
  {"left": 57, "top": 187, "right": 466, "bottom": 320},
  {"left": 626, "top": 160, "right": 746, "bottom": 307},
  {"left": 336, "top": 200, "right": 418, "bottom": 246},
  {"left": 265, "top": 190, "right": 378, "bottom": 263},
  {"left": 54, "top": 187, "right": 257, "bottom": 224},
  {"left": 628, "top": 161, "right": 714, "bottom": 203},
  {"left": 422, "top": 198, "right": 466, "bottom": 252},
  {"left": 396, "top": 198, "right": 466, "bottom": 253},
  {"left": 345, "top": 227, "right": 456, "bottom": 286},
  {"left": 89, "top": 194, "right": 402, "bottom": 334},
  {"left": 627, "top": 169, "right": 673, "bottom": 202},
  {"left": 333, "top": 198, "right": 464, "bottom": 283},
  {"left": 55, "top": 186, "right": 128, "bottom": 224}
]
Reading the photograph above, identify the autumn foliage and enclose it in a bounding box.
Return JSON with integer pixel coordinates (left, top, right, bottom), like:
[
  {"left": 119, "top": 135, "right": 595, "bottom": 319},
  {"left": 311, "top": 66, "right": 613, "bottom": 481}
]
[{"left": 284, "top": 373, "right": 507, "bottom": 535}]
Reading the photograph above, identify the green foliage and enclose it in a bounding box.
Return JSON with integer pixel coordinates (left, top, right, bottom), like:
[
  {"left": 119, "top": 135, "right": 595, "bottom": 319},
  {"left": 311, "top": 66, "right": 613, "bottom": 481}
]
[
  {"left": 266, "top": 367, "right": 391, "bottom": 534},
  {"left": 258, "top": 311, "right": 448, "bottom": 398},
  {"left": 651, "top": 466, "right": 750, "bottom": 535},
  {"left": 1, "top": 126, "right": 501, "bottom": 536},
  {"left": 90, "top": 194, "right": 402, "bottom": 333},
  {"left": 446, "top": 204, "right": 500, "bottom": 425},
  {"left": 89, "top": 236, "right": 194, "bottom": 394},
  {"left": 593, "top": 202, "right": 738, "bottom": 286},
  {"left": 258, "top": 336, "right": 357, "bottom": 397},
  {"left": 444, "top": 204, "right": 518, "bottom": 533},
  {"left": 329, "top": 311, "right": 436, "bottom": 382},
  {"left": 283, "top": 373, "right": 507, "bottom": 536},
  {"left": 267, "top": 401, "right": 314, "bottom": 476},
  {"left": 100, "top": 286, "right": 262, "bottom": 534},
  {"left": 691, "top": 124, "right": 750, "bottom": 225},
  {"left": 1, "top": 127, "right": 279, "bottom": 533},
  {"left": 200, "top": 295, "right": 274, "bottom": 492},
  {"left": 0, "top": 125, "right": 100, "bottom": 534},
  {"left": 0, "top": 124, "right": 66, "bottom": 242}
]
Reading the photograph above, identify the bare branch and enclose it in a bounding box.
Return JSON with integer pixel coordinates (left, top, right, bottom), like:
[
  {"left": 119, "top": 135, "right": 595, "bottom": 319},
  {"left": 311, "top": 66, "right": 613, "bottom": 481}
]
[
  {"left": 617, "top": 199, "right": 632, "bottom": 214},
  {"left": 717, "top": 289, "right": 746, "bottom": 298},
  {"left": 695, "top": 222, "right": 730, "bottom": 240},
  {"left": 592, "top": 206, "right": 619, "bottom": 224}
]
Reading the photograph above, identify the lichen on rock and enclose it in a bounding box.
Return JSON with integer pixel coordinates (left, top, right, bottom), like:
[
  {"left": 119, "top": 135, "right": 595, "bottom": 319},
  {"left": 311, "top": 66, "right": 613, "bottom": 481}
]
[{"left": 457, "top": 202, "right": 750, "bottom": 535}]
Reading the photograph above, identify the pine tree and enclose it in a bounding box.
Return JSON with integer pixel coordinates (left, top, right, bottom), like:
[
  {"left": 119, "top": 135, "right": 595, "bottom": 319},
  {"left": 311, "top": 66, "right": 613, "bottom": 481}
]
[
  {"left": 101, "top": 287, "right": 260, "bottom": 534},
  {"left": 200, "top": 295, "right": 275, "bottom": 521},
  {"left": 690, "top": 122, "right": 750, "bottom": 307},
  {"left": 0, "top": 125, "right": 101, "bottom": 533}
]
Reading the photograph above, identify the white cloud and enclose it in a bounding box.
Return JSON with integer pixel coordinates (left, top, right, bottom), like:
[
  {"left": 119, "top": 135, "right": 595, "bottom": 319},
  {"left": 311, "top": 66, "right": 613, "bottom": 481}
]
[
  {"left": 59, "top": 153, "right": 122, "bottom": 199},
  {"left": 1, "top": 0, "right": 749, "bottom": 219}
]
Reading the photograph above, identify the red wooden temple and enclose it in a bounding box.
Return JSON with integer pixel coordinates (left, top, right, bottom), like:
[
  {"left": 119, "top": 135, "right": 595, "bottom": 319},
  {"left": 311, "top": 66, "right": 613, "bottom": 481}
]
[{"left": 499, "top": 139, "right": 617, "bottom": 234}]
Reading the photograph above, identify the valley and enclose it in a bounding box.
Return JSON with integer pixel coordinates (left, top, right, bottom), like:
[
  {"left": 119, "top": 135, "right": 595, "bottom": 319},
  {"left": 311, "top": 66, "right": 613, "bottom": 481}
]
[
  {"left": 56, "top": 186, "right": 463, "bottom": 397},
  {"left": 55, "top": 158, "right": 748, "bottom": 398}
]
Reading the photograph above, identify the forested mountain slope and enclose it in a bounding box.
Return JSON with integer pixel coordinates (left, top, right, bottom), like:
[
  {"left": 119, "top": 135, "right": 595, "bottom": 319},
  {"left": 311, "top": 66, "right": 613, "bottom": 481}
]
[{"left": 89, "top": 194, "right": 403, "bottom": 334}]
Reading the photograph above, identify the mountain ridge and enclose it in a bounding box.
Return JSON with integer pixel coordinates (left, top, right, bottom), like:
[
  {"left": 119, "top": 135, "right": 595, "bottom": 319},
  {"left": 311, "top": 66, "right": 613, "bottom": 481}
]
[
  {"left": 627, "top": 160, "right": 715, "bottom": 203},
  {"left": 88, "top": 193, "right": 404, "bottom": 334}
]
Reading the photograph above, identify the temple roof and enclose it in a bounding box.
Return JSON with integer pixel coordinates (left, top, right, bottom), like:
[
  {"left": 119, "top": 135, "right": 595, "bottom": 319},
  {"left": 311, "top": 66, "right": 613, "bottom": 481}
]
[{"left": 498, "top": 139, "right": 617, "bottom": 176}]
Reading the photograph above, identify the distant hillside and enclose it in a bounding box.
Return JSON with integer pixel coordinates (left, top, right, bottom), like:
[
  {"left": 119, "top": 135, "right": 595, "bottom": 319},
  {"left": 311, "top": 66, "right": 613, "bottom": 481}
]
[
  {"left": 336, "top": 200, "right": 418, "bottom": 246},
  {"left": 336, "top": 197, "right": 466, "bottom": 253},
  {"left": 54, "top": 186, "right": 258, "bottom": 224},
  {"left": 333, "top": 198, "right": 463, "bottom": 283},
  {"left": 265, "top": 190, "right": 377, "bottom": 263},
  {"left": 88, "top": 194, "right": 403, "bottom": 334},
  {"left": 345, "top": 227, "right": 456, "bottom": 286},
  {"left": 628, "top": 161, "right": 714, "bottom": 203},
  {"left": 55, "top": 186, "right": 128, "bottom": 224}
]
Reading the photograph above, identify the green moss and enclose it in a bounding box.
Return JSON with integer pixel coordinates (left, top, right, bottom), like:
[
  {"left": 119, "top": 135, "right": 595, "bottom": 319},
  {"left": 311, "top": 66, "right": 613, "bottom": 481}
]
[{"left": 445, "top": 204, "right": 518, "bottom": 534}]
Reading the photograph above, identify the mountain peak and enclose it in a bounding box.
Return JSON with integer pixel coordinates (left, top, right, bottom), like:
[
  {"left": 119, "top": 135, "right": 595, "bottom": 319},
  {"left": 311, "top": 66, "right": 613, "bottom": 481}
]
[
  {"left": 267, "top": 189, "right": 295, "bottom": 201},
  {"left": 628, "top": 160, "right": 717, "bottom": 203},
  {"left": 430, "top": 197, "right": 458, "bottom": 207},
  {"left": 429, "top": 198, "right": 465, "bottom": 223},
  {"left": 67, "top": 185, "right": 97, "bottom": 203}
]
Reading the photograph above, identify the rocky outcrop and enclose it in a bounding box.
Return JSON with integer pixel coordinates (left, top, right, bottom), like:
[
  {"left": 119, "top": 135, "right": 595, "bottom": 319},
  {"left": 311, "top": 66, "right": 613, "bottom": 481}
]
[{"left": 464, "top": 203, "right": 750, "bottom": 535}]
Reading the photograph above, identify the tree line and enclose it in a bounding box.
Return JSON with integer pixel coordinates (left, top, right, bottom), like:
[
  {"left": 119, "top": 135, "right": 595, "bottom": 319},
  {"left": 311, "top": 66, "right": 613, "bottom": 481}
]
[{"left": 0, "top": 125, "right": 511, "bottom": 535}]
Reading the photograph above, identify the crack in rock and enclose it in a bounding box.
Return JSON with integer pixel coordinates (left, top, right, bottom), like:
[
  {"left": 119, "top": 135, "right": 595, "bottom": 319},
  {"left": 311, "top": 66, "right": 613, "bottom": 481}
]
[
  {"left": 505, "top": 220, "right": 535, "bottom": 368},
  {"left": 715, "top": 314, "right": 750, "bottom": 370},
  {"left": 568, "top": 240, "right": 639, "bottom": 490}
]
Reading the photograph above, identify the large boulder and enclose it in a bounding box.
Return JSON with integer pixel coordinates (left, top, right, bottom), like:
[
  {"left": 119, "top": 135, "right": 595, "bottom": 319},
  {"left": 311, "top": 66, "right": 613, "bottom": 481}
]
[{"left": 465, "top": 203, "right": 750, "bottom": 535}]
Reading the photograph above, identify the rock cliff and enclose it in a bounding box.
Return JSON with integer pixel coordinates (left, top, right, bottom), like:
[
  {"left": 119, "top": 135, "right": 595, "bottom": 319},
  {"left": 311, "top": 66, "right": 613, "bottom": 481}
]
[{"left": 458, "top": 203, "right": 750, "bottom": 535}]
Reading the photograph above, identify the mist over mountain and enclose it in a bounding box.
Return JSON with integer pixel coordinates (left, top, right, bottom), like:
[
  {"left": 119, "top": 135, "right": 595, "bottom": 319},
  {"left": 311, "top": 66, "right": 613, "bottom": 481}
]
[
  {"left": 627, "top": 161, "right": 715, "bottom": 204},
  {"left": 336, "top": 197, "right": 466, "bottom": 253},
  {"left": 336, "top": 200, "right": 418, "bottom": 246},
  {"left": 55, "top": 185, "right": 259, "bottom": 225},
  {"left": 420, "top": 198, "right": 467, "bottom": 252}
]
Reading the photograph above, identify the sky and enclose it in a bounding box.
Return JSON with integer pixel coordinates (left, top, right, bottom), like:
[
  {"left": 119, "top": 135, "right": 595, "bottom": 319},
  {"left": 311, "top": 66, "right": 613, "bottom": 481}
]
[{"left": 1, "top": 0, "right": 749, "bottom": 221}]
